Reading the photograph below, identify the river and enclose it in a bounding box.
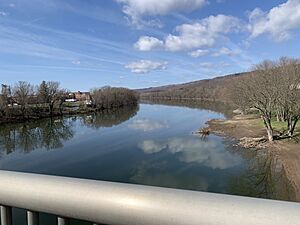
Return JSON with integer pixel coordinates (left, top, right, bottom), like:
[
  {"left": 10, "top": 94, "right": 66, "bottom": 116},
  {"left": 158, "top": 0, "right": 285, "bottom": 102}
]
[{"left": 0, "top": 101, "right": 278, "bottom": 224}]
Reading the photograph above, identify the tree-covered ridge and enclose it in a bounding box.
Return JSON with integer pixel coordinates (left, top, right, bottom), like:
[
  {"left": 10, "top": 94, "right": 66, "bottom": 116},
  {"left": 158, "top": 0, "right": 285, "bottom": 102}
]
[{"left": 137, "top": 72, "right": 249, "bottom": 103}]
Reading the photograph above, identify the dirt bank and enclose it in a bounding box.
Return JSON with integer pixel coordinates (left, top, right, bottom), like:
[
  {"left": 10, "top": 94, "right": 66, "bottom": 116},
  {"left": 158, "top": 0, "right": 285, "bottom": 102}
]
[{"left": 206, "top": 114, "right": 300, "bottom": 202}]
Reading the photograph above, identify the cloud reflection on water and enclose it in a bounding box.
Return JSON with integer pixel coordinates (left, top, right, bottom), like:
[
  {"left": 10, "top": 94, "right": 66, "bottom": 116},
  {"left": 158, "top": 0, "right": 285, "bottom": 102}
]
[
  {"left": 138, "top": 137, "right": 242, "bottom": 170},
  {"left": 128, "top": 119, "right": 168, "bottom": 132}
]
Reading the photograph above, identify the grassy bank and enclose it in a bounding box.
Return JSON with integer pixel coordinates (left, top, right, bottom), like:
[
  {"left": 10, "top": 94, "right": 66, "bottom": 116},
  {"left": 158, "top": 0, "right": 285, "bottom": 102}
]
[{"left": 256, "top": 119, "right": 300, "bottom": 143}]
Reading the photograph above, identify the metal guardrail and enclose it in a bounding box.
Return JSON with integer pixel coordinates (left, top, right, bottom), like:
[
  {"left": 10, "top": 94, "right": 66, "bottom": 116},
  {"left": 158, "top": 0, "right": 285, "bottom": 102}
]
[{"left": 0, "top": 170, "right": 299, "bottom": 225}]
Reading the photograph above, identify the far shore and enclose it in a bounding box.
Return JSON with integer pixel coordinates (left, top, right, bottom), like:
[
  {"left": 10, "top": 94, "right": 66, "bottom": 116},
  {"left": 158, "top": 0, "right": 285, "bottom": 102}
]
[
  {"left": 204, "top": 114, "right": 300, "bottom": 202},
  {"left": 0, "top": 105, "right": 96, "bottom": 125},
  {"left": 0, "top": 103, "right": 138, "bottom": 126}
]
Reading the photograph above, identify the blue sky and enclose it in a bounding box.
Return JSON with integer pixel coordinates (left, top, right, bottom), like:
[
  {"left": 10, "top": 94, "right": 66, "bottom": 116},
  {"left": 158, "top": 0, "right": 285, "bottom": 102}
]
[{"left": 0, "top": 0, "right": 300, "bottom": 91}]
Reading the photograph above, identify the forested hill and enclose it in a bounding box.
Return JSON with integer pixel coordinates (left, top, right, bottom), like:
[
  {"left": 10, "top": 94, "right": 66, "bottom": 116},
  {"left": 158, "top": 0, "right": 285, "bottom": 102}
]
[{"left": 136, "top": 72, "right": 249, "bottom": 103}]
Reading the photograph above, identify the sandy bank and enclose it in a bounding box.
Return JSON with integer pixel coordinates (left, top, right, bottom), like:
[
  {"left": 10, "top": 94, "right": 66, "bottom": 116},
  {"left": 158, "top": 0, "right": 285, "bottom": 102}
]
[{"left": 206, "top": 114, "right": 300, "bottom": 202}]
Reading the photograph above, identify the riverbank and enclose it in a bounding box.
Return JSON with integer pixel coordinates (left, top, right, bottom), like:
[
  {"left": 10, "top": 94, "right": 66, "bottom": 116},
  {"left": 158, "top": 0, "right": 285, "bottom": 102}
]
[
  {"left": 205, "top": 114, "right": 300, "bottom": 202},
  {"left": 0, "top": 103, "right": 139, "bottom": 125},
  {"left": 0, "top": 107, "right": 96, "bottom": 125}
]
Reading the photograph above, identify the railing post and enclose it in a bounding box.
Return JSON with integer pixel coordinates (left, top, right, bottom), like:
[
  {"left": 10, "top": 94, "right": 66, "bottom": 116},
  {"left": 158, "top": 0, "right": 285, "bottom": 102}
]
[
  {"left": 27, "top": 210, "right": 39, "bottom": 225},
  {"left": 0, "top": 206, "right": 12, "bottom": 225},
  {"left": 57, "top": 217, "right": 70, "bottom": 225}
]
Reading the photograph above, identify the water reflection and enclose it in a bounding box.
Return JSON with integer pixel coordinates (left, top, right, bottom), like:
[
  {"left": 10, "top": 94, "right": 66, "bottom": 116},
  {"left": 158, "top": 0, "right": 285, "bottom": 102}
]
[
  {"left": 138, "top": 137, "right": 242, "bottom": 170},
  {"left": 0, "top": 102, "right": 289, "bottom": 202},
  {"left": 227, "top": 151, "right": 292, "bottom": 201},
  {"left": 0, "top": 106, "right": 139, "bottom": 154},
  {"left": 0, "top": 119, "right": 74, "bottom": 154},
  {"left": 80, "top": 105, "right": 138, "bottom": 129},
  {"left": 131, "top": 160, "right": 209, "bottom": 191},
  {"left": 128, "top": 119, "right": 168, "bottom": 132},
  {"left": 141, "top": 99, "right": 234, "bottom": 118}
]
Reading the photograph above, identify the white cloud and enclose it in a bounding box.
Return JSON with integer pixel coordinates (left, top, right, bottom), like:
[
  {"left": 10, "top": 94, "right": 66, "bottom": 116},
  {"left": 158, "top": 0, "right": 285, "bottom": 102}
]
[
  {"left": 134, "top": 36, "right": 163, "bottom": 51},
  {"left": 165, "top": 15, "right": 242, "bottom": 51},
  {"left": 116, "top": 0, "right": 206, "bottom": 27},
  {"left": 212, "top": 47, "right": 241, "bottom": 57},
  {"left": 0, "top": 11, "right": 8, "bottom": 16},
  {"left": 248, "top": 0, "right": 300, "bottom": 41},
  {"left": 9, "top": 3, "right": 15, "bottom": 7},
  {"left": 125, "top": 60, "right": 167, "bottom": 73},
  {"left": 135, "top": 15, "right": 242, "bottom": 52},
  {"left": 188, "top": 49, "right": 209, "bottom": 57},
  {"left": 128, "top": 119, "right": 168, "bottom": 131},
  {"left": 71, "top": 60, "right": 81, "bottom": 65},
  {"left": 138, "top": 138, "right": 242, "bottom": 169},
  {"left": 116, "top": 0, "right": 206, "bottom": 16}
]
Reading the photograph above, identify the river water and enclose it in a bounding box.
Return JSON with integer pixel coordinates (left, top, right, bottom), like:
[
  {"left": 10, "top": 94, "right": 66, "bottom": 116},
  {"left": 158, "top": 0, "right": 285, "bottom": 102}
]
[{"left": 0, "top": 101, "right": 278, "bottom": 224}]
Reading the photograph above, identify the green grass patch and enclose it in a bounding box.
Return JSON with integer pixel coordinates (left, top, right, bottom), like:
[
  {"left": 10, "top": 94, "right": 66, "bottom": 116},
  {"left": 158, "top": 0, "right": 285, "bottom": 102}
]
[
  {"left": 256, "top": 118, "right": 299, "bottom": 132},
  {"left": 270, "top": 120, "right": 289, "bottom": 131},
  {"left": 257, "top": 119, "right": 286, "bottom": 131}
]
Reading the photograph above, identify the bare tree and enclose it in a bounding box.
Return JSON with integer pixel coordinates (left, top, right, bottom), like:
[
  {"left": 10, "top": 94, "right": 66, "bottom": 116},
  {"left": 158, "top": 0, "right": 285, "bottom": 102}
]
[
  {"left": 13, "top": 81, "right": 34, "bottom": 118},
  {"left": 91, "top": 87, "right": 138, "bottom": 110},
  {"left": 57, "top": 89, "right": 68, "bottom": 115},
  {"left": 233, "top": 61, "right": 279, "bottom": 142},
  {"left": 277, "top": 57, "right": 300, "bottom": 137},
  {"left": 41, "top": 81, "right": 66, "bottom": 116},
  {"left": 48, "top": 81, "right": 60, "bottom": 116}
]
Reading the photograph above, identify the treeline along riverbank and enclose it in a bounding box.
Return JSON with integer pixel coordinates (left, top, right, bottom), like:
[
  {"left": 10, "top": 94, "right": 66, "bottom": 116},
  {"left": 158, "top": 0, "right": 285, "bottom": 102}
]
[{"left": 0, "top": 81, "right": 139, "bottom": 124}]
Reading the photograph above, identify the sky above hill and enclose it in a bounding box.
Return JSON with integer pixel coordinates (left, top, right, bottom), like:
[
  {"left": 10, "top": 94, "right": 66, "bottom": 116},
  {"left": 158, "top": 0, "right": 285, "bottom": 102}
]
[{"left": 1, "top": 0, "right": 300, "bottom": 91}]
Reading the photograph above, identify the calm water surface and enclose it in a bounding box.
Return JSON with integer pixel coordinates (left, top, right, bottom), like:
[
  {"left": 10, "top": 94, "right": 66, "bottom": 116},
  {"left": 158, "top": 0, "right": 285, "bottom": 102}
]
[
  {"left": 0, "top": 102, "right": 272, "bottom": 224},
  {"left": 0, "top": 103, "right": 246, "bottom": 193}
]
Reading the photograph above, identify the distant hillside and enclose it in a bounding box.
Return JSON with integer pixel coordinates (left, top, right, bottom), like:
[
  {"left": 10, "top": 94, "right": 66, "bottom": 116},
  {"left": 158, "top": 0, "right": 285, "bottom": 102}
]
[{"left": 136, "top": 72, "right": 250, "bottom": 103}]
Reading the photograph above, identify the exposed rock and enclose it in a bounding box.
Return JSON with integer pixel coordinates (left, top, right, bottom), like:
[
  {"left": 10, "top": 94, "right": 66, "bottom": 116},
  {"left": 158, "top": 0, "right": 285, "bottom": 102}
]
[
  {"left": 233, "top": 109, "right": 243, "bottom": 114},
  {"left": 237, "top": 137, "right": 268, "bottom": 149}
]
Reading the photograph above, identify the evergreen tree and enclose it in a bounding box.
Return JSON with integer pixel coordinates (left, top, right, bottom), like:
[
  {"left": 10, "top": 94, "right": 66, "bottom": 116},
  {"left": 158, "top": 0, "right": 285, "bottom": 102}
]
[{"left": 38, "top": 81, "right": 49, "bottom": 104}]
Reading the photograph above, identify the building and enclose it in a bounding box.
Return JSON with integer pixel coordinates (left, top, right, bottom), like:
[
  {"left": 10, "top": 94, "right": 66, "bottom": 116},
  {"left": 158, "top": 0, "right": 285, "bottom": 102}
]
[
  {"left": 74, "top": 91, "right": 91, "bottom": 101},
  {"left": 65, "top": 93, "right": 77, "bottom": 102},
  {"left": 66, "top": 91, "right": 92, "bottom": 105}
]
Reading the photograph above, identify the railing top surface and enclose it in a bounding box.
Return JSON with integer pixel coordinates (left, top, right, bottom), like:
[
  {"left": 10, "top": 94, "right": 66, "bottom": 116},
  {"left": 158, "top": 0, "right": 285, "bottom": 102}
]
[{"left": 0, "top": 170, "right": 299, "bottom": 225}]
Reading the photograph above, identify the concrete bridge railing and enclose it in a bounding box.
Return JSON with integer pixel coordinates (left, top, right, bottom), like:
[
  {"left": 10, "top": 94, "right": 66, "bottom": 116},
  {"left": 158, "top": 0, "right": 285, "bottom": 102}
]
[{"left": 0, "top": 170, "right": 299, "bottom": 225}]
